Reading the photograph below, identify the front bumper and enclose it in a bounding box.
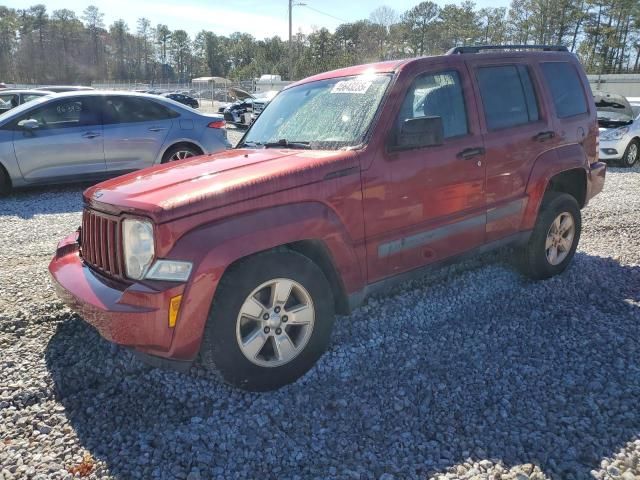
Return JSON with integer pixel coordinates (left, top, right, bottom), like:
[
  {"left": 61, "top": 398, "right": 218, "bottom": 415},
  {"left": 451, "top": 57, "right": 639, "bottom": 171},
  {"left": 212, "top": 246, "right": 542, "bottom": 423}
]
[
  {"left": 599, "top": 137, "right": 628, "bottom": 160},
  {"left": 49, "top": 232, "right": 185, "bottom": 357}
]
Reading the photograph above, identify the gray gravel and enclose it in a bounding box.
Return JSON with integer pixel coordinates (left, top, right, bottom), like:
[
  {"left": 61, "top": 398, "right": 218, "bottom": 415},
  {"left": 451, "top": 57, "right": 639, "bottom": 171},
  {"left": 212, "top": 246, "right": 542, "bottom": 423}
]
[{"left": 1, "top": 155, "right": 639, "bottom": 479}]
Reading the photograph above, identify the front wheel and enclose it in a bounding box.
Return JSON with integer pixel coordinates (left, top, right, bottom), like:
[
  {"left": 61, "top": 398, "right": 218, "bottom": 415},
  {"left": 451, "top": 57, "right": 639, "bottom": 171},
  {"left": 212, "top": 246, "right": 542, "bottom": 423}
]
[
  {"left": 621, "top": 139, "right": 639, "bottom": 167},
  {"left": 517, "top": 192, "right": 581, "bottom": 280},
  {"left": 200, "top": 250, "right": 335, "bottom": 391}
]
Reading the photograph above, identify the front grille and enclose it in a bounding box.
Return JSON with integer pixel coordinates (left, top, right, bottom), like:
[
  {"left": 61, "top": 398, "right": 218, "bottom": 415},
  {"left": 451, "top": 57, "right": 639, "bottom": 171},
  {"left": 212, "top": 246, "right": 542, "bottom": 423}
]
[{"left": 80, "top": 209, "right": 124, "bottom": 278}]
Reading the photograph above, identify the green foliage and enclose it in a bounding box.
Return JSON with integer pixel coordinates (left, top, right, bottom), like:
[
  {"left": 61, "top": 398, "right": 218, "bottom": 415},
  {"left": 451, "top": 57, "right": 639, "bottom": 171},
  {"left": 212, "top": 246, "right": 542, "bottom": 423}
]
[{"left": 1, "top": 1, "right": 639, "bottom": 84}]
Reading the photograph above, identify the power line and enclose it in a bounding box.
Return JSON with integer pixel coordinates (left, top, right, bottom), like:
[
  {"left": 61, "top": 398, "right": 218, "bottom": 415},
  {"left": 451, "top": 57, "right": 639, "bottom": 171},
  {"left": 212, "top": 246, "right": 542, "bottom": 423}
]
[{"left": 302, "top": 4, "right": 348, "bottom": 23}]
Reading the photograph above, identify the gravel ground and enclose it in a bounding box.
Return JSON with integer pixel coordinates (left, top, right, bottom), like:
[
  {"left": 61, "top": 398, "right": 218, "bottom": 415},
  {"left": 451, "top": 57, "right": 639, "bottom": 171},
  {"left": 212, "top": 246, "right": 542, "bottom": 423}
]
[{"left": 0, "top": 149, "right": 639, "bottom": 480}]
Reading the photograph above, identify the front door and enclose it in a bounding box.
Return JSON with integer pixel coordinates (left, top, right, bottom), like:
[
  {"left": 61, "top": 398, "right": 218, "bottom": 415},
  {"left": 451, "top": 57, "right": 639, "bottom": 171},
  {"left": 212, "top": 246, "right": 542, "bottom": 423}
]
[
  {"left": 363, "top": 61, "right": 487, "bottom": 283},
  {"left": 12, "top": 96, "right": 105, "bottom": 182},
  {"left": 101, "top": 96, "right": 174, "bottom": 172}
]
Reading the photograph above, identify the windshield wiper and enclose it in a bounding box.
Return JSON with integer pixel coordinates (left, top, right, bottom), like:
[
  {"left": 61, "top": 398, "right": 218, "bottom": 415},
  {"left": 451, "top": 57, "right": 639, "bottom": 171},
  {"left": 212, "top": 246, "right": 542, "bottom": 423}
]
[{"left": 263, "top": 139, "right": 311, "bottom": 149}]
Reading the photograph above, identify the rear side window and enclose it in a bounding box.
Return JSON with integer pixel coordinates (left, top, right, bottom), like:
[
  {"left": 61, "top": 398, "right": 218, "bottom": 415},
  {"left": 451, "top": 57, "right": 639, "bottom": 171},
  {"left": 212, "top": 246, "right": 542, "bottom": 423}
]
[
  {"left": 103, "top": 96, "right": 179, "bottom": 124},
  {"left": 397, "top": 70, "right": 468, "bottom": 139},
  {"left": 476, "top": 65, "right": 539, "bottom": 130},
  {"left": 540, "top": 62, "right": 588, "bottom": 118}
]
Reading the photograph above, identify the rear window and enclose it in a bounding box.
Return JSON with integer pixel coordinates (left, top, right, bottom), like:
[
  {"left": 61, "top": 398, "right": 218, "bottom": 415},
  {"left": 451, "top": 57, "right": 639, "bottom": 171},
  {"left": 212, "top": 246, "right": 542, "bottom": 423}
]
[
  {"left": 476, "top": 65, "right": 539, "bottom": 130},
  {"left": 103, "top": 96, "right": 179, "bottom": 124},
  {"left": 540, "top": 62, "right": 588, "bottom": 118}
]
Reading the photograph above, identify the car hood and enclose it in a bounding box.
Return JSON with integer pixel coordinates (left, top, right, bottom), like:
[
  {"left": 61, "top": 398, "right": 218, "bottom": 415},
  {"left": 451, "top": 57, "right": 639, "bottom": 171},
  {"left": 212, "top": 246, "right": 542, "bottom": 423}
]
[{"left": 84, "top": 148, "right": 358, "bottom": 222}]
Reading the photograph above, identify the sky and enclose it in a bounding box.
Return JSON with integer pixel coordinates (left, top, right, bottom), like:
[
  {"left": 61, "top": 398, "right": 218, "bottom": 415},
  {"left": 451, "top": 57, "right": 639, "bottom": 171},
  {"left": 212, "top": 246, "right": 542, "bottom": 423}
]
[{"left": 5, "top": 0, "right": 511, "bottom": 39}]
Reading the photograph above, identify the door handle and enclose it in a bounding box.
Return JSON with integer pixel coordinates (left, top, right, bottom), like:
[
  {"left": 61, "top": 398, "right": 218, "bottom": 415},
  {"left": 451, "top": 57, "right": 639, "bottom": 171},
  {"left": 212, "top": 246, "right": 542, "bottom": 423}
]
[
  {"left": 148, "top": 127, "right": 167, "bottom": 132},
  {"left": 82, "top": 131, "right": 101, "bottom": 139},
  {"left": 457, "top": 147, "right": 485, "bottom": 160},
  {"left": 533, "top": 131, "right": 555, "bottom": 142}
]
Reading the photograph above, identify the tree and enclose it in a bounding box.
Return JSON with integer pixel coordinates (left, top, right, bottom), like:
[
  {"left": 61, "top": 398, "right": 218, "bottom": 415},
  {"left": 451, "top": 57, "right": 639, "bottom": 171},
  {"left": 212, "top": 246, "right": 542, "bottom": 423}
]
[
  {"left": 170, "top": 29, "right": 191, "bottom": 81},
  {"left": 82, "top": 5, "right": 105, "bottom": 80},
  {"left": 369, "top": 6, "right": 398, "bottom": 60},
  {"left": 401, "top": 2, "right": 440, "bottom": 56}
]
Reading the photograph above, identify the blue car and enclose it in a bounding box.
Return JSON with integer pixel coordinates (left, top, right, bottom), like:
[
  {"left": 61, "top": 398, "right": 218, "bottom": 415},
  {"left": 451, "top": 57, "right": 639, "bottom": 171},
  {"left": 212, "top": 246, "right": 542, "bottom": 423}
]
[{"left": 0, "top": 91, "right": 230, "bottom": 194}]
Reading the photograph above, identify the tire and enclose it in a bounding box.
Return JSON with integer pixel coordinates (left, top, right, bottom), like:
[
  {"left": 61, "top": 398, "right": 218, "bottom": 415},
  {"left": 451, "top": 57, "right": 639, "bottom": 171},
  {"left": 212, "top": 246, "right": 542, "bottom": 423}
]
[
  {"left": 200, "top": 250, "right": 335, "bottom": 391},
  {"left": 621, "top": 139, "right": 639, "bottom": 167},
  {"left": 517, "top": 192, "right": 581, "bottom": 280},
  {"left": 0, "top": 166, "right": 10, "bottom": 196},
  {"left": 161, "top": 144, "right": 201, "bottom": 164}
]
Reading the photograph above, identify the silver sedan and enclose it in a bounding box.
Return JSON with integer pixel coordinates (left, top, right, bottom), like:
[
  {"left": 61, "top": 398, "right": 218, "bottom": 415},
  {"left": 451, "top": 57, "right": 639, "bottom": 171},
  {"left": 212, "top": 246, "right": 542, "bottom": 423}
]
[{"left": 0, "top": 91, "right": 230, "bottom": 193}]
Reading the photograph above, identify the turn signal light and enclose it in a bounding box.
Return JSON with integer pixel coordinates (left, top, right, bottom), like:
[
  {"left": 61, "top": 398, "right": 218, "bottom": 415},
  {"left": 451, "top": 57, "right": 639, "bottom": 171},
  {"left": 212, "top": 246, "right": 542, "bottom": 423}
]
[
  {"left": 207, "top": 120, "right": 226, "bottom": 129},
  {"left": 169, "top": 295, "right": 183, "bottom": 328}
]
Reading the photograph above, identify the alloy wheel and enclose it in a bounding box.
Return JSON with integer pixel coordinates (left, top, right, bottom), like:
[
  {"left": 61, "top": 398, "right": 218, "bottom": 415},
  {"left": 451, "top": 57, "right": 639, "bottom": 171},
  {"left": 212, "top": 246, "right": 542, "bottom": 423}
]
[
  {"left": 236, "top": 278, "right": 315, "bottom": 367},
  {"left": 169, "top": 150, "right": 195, "bottom": 161},
  {"left": 626, "top": 142, "right": 638, "bottom": 166},
  {"left": 545, "top": 211, "right": 575, "bottom": 266}
]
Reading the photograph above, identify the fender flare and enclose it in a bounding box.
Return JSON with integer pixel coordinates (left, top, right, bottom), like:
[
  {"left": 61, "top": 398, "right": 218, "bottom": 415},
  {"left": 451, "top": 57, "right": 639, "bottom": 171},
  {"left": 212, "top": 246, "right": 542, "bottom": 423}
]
[
  {"left": 164, "top": 201, "right": 364, "bottom": 359},
  {"left": 521, "top": 144, "right": 588, "bottom": 230}
]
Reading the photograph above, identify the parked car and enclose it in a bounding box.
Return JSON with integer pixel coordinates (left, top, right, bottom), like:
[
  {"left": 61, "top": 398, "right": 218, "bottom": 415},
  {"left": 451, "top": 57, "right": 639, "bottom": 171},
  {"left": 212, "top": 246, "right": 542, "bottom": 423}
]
[
  {"left": 50, "top": 45, "right": 605, "bottom": 391},
  {"left": 222, "top": 88, "right": 277, "bottom": 127},
  {"left": 596, "top": 92, "right": 640, "bottom": 167},
  {"left": 162, "top": 92, "right": 199, "bottom": 109},
  {"left": 0, "top": 91, "right": 228, "bottom": 193},
  {"left": 34, "top": 86, "right": 95, "bottom": 93},
  {"left": 0, "top": 89, "right": 54, "bottom": 113}
]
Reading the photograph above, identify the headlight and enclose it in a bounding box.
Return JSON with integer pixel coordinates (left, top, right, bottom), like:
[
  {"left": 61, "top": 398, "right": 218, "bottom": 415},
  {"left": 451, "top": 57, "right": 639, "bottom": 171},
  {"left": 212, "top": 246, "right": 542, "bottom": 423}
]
[
  {"left": 145, "top": 260, "right": 193, "bottom": 282},
  {"left": 601, "top": 126, "right": 630, "bottom": 141},
  {"left": 122, "top": 219, "right": 155, "bottom": 280}
]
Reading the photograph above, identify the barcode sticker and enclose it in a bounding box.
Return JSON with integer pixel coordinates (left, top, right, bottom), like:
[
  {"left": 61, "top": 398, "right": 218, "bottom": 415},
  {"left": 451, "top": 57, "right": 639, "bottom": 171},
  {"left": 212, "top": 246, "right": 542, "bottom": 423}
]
[{"left": 331, "top": 79, "right": 372, "bottom": 94}]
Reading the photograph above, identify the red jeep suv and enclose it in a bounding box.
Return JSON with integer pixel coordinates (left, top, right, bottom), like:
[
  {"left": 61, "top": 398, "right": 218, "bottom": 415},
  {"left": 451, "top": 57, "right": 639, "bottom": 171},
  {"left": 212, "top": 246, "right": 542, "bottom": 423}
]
[{"left": 50, "top": 46, "right": 606, "bottom": 391}]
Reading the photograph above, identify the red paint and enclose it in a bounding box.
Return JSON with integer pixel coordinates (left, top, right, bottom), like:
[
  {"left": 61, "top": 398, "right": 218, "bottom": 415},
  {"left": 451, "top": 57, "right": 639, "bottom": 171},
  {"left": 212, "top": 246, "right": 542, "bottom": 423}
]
[{"left": 50, "top": 50, "right": 605, "bottom": 362}]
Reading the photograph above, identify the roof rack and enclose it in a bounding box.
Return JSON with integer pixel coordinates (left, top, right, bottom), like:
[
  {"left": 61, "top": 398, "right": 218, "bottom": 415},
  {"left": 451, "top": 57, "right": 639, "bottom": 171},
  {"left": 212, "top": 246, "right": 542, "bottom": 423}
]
[{"left": 447, "top": 45, "right": 568, "bottom": 54}]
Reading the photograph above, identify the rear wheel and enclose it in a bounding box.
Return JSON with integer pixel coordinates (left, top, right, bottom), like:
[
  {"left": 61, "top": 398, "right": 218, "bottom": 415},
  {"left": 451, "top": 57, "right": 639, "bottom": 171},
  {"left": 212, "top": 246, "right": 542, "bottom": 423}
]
[
  {"left": 517, "top": 192, "right": 581, "bottom": 280},
  {"left": 621, "top": 139, "right": 639, "bottom": 167},
  {"left": 161, "top": 144, "right": 201, "bottom": 163},
  {"left": 200, "top": 250, "right": 335, "bottom": 391}
]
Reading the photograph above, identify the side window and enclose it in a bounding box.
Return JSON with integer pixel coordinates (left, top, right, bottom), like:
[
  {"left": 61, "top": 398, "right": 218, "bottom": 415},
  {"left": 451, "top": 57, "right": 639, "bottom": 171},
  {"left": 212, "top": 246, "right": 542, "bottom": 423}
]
[
  {"left": 397, "top": 70, "right": 468, "bottom": 139},
  {"left": 17, "top": 98, "right": 100, "bottom": 129},
  {"left": 22, "top": 93, "right": 44, "bottom": 103},
  {"left": 103, "top": 97, "right": 178, "bottom": 124},
  {"left": 476, "top": 65, "right": 539, "bottom": 130},
  {"left": 540, "top": 62, "right": 588, "bottom": 118},
  {"left": 0, "top": 94, "right": 19, "bottom": 108}
]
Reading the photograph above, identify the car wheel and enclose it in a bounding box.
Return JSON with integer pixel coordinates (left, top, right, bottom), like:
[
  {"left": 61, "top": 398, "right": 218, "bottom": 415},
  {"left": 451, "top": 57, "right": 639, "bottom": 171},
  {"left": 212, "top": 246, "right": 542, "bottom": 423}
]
[
  {"left": 200, "top": 250, "right": 335, "bottom": 391},
  {"left": 621, "top": 139, "right": 639, "bottom": 167},
  {"left": 517, "top": 192, "right": 581, "bottom": 280},
  {"left": 161, "top": 145, "right": 201, "bottom": 163}
]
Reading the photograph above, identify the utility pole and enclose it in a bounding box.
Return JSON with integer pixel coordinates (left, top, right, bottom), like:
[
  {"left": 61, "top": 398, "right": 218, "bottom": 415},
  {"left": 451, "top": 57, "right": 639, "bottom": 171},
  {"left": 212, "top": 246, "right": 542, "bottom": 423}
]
[
  {"left": 288, "top": 0, "right": 306, "bottom": 80},
  {"left": 288, "top": 0, "right": 293, "bottom": 81}
]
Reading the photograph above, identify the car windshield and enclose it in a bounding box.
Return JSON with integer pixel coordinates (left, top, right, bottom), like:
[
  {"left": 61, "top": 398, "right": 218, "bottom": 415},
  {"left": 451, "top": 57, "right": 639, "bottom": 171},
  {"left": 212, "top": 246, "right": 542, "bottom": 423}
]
[{"left": 242, "top": 73, "right": 391, "bottom": 150}]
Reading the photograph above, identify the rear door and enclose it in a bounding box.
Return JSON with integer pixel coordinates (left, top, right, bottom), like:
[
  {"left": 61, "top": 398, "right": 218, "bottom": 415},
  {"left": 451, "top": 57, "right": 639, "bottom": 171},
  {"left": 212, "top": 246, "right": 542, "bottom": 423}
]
[
  {"left": 101, "top": 96, "right": 176, "bottom": 172},
  {"left": 12, "top": 96, "right": 105, "bottom": 182},
  {"left": 363, "top": 60, "right": 487, "bottom": 282},
  {"left": 538, "top": 60, "right": 595, "bottom": 164},
  {"left": 465, "top": 57, "right": 553, "bottom": 243}
]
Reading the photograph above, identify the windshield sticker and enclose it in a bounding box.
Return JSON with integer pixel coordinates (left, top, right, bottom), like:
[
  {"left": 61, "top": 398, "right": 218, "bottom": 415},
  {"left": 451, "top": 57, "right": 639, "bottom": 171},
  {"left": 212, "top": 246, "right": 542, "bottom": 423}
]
[{"left": 331, "top": 79, "right": 372, "bottom": 94}]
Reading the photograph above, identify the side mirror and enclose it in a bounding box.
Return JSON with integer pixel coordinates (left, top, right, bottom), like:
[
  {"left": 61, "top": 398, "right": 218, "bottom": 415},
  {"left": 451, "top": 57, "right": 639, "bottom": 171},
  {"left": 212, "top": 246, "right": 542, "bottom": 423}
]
[
  {"left": 392, "top": 116, "right": 444, "bottom": 151},
  {"left": 17, "top": 119, "right": 39, "bottom": 130}
]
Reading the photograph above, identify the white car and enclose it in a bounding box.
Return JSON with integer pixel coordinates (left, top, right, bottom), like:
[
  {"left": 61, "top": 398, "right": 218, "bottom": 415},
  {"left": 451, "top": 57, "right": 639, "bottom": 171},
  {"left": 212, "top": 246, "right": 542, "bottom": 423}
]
[{"left": 597, "top": 92, "right": 640, "bottom": 167}]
